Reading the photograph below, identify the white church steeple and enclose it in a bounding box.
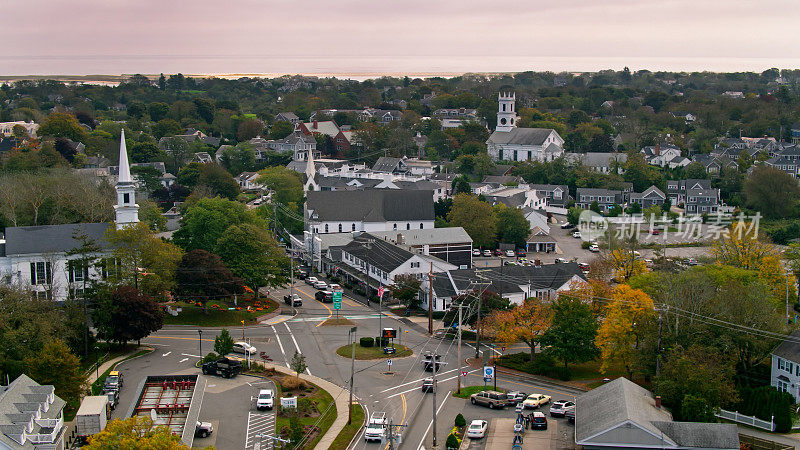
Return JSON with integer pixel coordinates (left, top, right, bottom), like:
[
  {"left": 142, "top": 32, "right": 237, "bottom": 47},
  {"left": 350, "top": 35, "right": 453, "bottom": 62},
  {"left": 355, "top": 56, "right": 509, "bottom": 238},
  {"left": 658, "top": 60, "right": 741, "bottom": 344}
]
[
  {"left": 303, "top": 147, "right": 318, "bottom": 192},
  {"left": 114, "top": 129, "right": 139, "bottom": 229},
  {"left": 496, "top": 91, "right": 516, "bottom": 132}
]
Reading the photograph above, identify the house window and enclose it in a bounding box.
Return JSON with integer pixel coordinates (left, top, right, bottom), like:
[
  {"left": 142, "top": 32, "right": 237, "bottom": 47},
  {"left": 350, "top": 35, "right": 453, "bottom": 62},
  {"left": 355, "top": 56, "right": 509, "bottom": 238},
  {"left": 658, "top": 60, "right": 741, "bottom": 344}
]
[
  {"left": 411, "top": 262, "right": 420, "bottom": 268},
  {"left": 338, "top": 224, "right": 342, "bottom": 232},
  {"left": 68, "top": 260, "right": 87, "bottom": 283},
  {"left": 779, "top": 358, "right": 786, "bottom": 371},
  {"left": 325, "top": 224, "right": 329, "bottom": 233},
  {"left": 352, "top": 223, "right": 356, "bottom": 231},
  {"left": 420, "top": 223, "right": 424, "bottom": 229},
  {"left": 406, "top": 223, "right": 410, "bottom": 230},
  {"left": 393, "top": 223, "right": 397, "bottom": 230},
  {"left": 30, "top": 261, "right": 51, "bottom": 285}
]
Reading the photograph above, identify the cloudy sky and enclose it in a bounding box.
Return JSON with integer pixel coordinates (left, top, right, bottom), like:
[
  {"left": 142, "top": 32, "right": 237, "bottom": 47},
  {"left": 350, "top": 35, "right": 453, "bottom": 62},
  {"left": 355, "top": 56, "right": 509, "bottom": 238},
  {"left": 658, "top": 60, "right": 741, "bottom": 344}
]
[{"left": 2, "top": 0, "right": 798, "bottom": 75}]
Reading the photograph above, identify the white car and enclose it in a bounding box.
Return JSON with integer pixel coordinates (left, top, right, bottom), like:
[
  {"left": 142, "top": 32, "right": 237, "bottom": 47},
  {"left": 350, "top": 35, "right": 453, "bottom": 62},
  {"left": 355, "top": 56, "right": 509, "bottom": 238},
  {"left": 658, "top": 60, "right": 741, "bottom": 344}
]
[
  {"left": 256, "top": 389, "right": 274, "bottom": 410},
  {"left": 572, "top": 231, "right": 581, "bottom": 239},
  {"left": 483, "top": 249, "right": 492, "bottom": 257},
  {"left": 466, "top": 419, "right": 488, "bottom": 439},
  {"left": 505, "top": 250, "right": 515, "bottom": 257},
  {"left": 549, "top": 400, "right": 574, "bottom": 417},
  {"left": 589, "top": 244, "right": 600, "bottom": 252},
  {"left": 313, "top": 280, "right": 328, "bottom": 290},
  {"left": 522, "top": 393, "right": 552, "bottom": 409},
  {"left": 473, "top": 249, "right": 481, "bottom": 256},
  {"left": 232, "top": 341, "right": 257, "bottom": 355},
  {"left": 305, "top": 276, "right": 319, "bottom": 286}
]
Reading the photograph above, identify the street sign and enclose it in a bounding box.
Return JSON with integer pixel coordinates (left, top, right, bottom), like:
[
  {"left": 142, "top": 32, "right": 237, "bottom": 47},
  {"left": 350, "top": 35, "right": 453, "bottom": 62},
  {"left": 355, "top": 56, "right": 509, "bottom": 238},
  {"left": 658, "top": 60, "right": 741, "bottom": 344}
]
[
  {"left": 387, "top": 359, "right": 392, "bottom": 366},
  {"left": 333, "top": 290, "right": 342, "bottom": 310},
  {"left": 382, "top": 328, "right": 397, "bottom": 339},
  {"left": 462, "top": 371, "right": 467, "bottom": 377},
  {"left": 333, "top": 301, "right": 341, "bottom": 310},
  {"left": 483, "top": 365, "right": 494, "bottom": 382}
]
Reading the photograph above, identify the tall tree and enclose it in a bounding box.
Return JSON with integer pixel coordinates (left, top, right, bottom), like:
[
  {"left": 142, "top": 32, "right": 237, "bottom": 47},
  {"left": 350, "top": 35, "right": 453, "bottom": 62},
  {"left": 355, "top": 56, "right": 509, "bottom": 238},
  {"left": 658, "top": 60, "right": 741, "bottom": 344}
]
[
  {"left": 175, "top": 249, "right": 243, "bottom": 312},
  {"left": 94, "top": 286, "right": 164, "bottom": 347},
  {"left": 215, "top": 223, "right": 289, "bottom": 293},
  {"left": 197, "top": 163, "right": 240, "bottom": 200},
  {"left": 173, "top": 197, "right": 263, "bottom": 252},
  {"left": 256, "top": 166, "right": 303, "bottom": 206},
  {"left": 483, "top": 297, "right": 552, "bottom": 361},
  {"left": 493, "top": 203, "right": 531, "bottom": 248},
  {"left": 744, "top": 166, "right": 800, "bottom": 219},
  {"left": 595, "top": 285, "right": 656, "bottom": 378},
  {"left": 389, "top": 274, "right": 422, "bottom": 310},
  {"left": 447, "top": 193, "right": 496, "bottom": 249},
  {"left": 214, "top": 329, "right": 235, "bottom": 355},
  {"left": 37, "top": 112, "right": 88, "bottom": 142},
  {"left": 540, "top": 296, "right": 599, "bottom": 372},
  {"left": 25, "top": 339, "right": 86, "bottom": 407}
]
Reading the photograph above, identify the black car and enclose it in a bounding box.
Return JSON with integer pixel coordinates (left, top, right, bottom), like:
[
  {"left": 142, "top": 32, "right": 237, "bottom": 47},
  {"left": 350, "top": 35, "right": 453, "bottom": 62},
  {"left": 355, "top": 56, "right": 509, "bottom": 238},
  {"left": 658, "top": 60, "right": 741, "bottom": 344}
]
[
  {"left": 284, "top": 294, "right": 302, "bottom": 307},
  {"left": 296, "top": 268, "right": 309, "bottom": 280},
  {"left": 421, "top": 378, "right": 434, "bottom": 393},
  {"left": 315, "top": 290, "right": 333, "bottom": 303}
]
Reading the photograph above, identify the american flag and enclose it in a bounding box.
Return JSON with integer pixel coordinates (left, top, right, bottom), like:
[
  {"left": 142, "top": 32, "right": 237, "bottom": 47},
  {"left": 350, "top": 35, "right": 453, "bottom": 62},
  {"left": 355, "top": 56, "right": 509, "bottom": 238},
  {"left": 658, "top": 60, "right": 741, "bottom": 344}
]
[{"left": 377, "top": 285, "right": 385, "bottom": 299}]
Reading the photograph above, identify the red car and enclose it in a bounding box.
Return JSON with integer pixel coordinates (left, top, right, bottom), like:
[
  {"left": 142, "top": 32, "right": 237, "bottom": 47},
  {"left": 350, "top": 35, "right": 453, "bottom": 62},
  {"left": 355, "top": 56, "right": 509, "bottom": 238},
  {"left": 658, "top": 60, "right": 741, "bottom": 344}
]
[
  {"left": 494, "top": 249, "right": 503, "bottom": 256},
  {"left": 651, "top": 229, "right": 660, "bottom": 235}
]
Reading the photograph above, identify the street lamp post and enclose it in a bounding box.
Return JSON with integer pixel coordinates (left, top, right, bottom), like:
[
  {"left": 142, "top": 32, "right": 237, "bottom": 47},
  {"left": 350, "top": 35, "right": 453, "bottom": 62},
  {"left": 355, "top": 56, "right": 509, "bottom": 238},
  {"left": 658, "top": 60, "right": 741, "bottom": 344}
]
[
  {"left": 198, "top": 330, "right": 203, "bottom": 361},
  {"left": 94, "top": 345, "right": 100, "bottom": 382}
]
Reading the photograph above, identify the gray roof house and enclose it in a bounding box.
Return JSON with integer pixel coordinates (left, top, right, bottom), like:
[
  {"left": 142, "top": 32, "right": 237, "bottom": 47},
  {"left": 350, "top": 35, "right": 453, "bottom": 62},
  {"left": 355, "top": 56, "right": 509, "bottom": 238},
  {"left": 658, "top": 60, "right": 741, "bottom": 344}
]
[
  {"left": 629, "top": 185, "right": 666, "bottom": 209},
  {"left": 0, "top": 374, "right": 66, "bottom": 449},
  {"left": 372, "top": 157, "right": 408, "bottom": 174},
  {"left": 575, "top": 188, "right": 623, "bottom": 212},
  {"left": 576, "top": 377, "right": 738, "bottom": 449},
  {"left": 305, "top": 189, "right": 435, "bottom": 234}
]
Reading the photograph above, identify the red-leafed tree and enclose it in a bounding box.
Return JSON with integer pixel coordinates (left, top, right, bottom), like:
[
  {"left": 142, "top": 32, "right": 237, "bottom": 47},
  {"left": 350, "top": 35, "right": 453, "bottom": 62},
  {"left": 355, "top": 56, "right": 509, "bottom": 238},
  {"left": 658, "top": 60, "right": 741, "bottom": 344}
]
[{"left": 175, "top": 249, "right": 243, "bottom": 312}]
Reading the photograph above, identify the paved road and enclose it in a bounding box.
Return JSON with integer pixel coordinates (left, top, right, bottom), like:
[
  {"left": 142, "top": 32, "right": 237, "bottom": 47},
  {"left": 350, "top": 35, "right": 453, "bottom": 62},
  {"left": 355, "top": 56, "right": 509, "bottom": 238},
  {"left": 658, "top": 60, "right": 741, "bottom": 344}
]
[{"left": 114, "top": 275, "right": 584, "bottom": 449}]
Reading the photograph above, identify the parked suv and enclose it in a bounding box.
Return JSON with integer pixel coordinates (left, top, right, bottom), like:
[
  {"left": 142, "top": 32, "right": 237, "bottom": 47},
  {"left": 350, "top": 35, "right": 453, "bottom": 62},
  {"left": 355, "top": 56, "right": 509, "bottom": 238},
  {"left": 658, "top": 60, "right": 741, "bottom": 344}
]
[
  {"left": 256, "top": 389, "right": 274, "bottom": 410},
  {"left": 469, "top": 390, "right": 507, "bottom": 409},
  {"left": 549, "top": 400, "right": 575, "bottom": 417}
]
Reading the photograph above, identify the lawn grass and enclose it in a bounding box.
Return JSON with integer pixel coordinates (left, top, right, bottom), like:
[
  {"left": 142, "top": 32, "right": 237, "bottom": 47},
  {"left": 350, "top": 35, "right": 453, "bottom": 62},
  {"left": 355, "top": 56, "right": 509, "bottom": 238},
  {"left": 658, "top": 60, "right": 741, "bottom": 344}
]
[
  {"left": 495, "top": 352, "right": 627, "bottom": 384},
  {"left": 320, "top": 318, "right": 355, "bottom": 326},
  {"left": 452, "top": 385, "right": 505, "bottom": 399},
  {"left": 329, "top": 403, "right": 365, "bottom": 449},
  {"left": 162, "top": 298, "right": 278, "bottom": 326},
  {"left": 335, "top": 344, "right": 412, "bottom": 360},
  {"left": 274, "top": 375, "right": 336, "bottom": 449}
]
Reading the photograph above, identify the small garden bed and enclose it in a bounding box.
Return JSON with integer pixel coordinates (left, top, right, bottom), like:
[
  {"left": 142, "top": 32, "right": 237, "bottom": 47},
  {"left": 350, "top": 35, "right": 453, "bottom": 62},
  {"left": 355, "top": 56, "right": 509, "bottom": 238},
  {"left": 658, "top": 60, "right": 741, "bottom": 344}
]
[
  {"left": 335, "top": 343, "right": 412, "bottom": 360},
  {"left": 162, "top": 298, "right": 278, "bottom": 326}
]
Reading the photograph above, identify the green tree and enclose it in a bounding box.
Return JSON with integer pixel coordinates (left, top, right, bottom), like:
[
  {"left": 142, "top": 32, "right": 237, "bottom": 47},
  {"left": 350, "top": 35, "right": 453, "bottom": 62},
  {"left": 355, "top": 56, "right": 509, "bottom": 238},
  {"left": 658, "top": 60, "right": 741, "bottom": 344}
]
[
  {"left": 148, "top": 102, "right": 170, "bottom": 122},
  {"left": 214, "top": 329, "right": 235, "bottom": 355},
  {"left": 129, "top": 142, "right": 164, "bottom": 163},
  {"left": 24, "top": 339, "right": 86, "bottom": 407},
  {"left": 197, "top": 164, "right": 239, "bottom": 200},
  {"left": 220, "top": 143, "right": 256, "bottom": 175},
  {"left": 683, "top": 162, "right": 708, "bottom": 180},
  {"left": 269, "top": 121, "right": 294, "bottom": 140},
  {"left": 173, "top": 197, "right": 263, "bottom": 252},
  {"left": 104, "top": 222, "right": 183, "bottom": 297},
  {"left": 451, "top": 175, "right": 471, "bottom": 195},
  {"left": 175, "top": 249, "right": 243, "bottom": 312},
  {"left": 494, "top": 203, "right": 530, "bottom": 247},
  {"left": 744, "top": 166, "right": 800, "bottom": 219},
  {"left": 257, "top": 166, "right": 303, "bottom": 205},
  {"left": 447, "top": 194, "right": 496, "bottom": 249},
  {"left": 38, "top": 112, "right": 88, "bottom": 142},
  {"left": 566, "top": 207, "right": 583, "bottom": 225},
  {"left": 130, "top": 165, "right": 163, "bottom": 193},
  {"left": 152, "top": 118, "right": 182, "bottom": 139},
  {"left": 539, "top": 296, "right": 598, "bottom": 372},
  {"left": 473, "top": 152, "right": 495, "bottom": 179},
  {"left": 86, "top": 416, "right": 187, "bottom": 449},
  {"left": 290, "top": 351, "right": 307, "bottom": 379},
  {"left": 655, "top": 345, "right": 738, "bottom": 421},
  {"left": 389, "top": 274, "right": 422, "bottom": 310},
  {"left": 177, "top": 162, "right": 203, "bottom": 188},
  {"left": 215, "top": 223, "right": 289, "bottom": 292},
  {"left": 237, "top": 119, "right": 264, "bottom": 141}
]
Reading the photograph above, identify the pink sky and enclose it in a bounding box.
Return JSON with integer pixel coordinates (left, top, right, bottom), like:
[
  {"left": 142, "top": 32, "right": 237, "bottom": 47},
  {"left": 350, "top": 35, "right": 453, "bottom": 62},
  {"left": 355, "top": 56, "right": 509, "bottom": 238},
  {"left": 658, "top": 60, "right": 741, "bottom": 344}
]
[{"left": 2, "top": 0, "right": 798, "bottom": 75}]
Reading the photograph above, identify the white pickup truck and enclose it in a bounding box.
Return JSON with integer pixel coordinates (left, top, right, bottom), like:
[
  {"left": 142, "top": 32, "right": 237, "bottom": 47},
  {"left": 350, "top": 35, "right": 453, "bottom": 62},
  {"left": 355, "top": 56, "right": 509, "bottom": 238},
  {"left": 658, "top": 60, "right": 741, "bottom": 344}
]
[{"left": 364, "top": 411, "right": 387, "bottom": 442}]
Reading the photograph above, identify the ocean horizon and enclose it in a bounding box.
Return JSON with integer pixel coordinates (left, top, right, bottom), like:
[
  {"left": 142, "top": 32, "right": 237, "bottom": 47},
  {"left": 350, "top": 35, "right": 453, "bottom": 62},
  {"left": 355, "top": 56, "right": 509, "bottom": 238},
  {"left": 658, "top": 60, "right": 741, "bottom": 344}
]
[{"left": 2, "top": 55, "right": 799, "bottom": 79}]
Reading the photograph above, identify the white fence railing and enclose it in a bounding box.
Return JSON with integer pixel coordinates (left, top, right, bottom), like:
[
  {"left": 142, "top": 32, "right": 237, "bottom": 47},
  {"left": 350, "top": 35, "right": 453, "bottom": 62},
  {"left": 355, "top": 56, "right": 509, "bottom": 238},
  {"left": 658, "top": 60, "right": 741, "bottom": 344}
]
[{"left": 716, "top": 408, "right": 774, "bottom": 431}]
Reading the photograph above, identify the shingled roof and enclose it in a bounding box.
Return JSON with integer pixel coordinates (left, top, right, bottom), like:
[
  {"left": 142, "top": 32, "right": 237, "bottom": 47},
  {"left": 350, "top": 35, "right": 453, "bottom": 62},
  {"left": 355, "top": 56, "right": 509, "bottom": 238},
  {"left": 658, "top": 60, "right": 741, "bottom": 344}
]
[
  {"left": 306, "top": 190, "right": 434, "bottom": 223},
  {"left": 487, "top": 128, "right": 555, "bottom": 146},
  {"left": 4, "top": 223, "right": 112, "bottom": 256}
]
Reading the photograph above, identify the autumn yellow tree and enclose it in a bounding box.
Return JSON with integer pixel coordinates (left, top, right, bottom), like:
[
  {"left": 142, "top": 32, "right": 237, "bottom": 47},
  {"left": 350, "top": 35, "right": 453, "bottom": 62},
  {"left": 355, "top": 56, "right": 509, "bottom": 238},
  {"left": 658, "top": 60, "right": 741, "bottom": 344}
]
[
  {"left": 606, "top": 249, "right": 647, "bottom": 281},
  {"left": 560, "top": 279, "right": 613, "bottom": 314},
  {"left": 711, "top": 220, "right": 792, "bottom": 301},
  {"left": 85, "top": 416, "right": 188, "bottom": 449},
  {"left": 595, "top": 285, "right": 656, "bottom": 379},
  {"left": 482, "top": 297, "right": 552, "bottom": 361}
]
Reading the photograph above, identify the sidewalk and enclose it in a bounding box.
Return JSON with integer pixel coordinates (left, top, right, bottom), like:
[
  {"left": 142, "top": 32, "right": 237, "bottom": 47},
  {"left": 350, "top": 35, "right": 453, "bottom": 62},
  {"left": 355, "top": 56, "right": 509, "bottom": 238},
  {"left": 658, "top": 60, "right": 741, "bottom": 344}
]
[
  {"left": 86, "top": 346, "right": 150, "bottom": 385},
  {"left": 256, "top": 361, "right": 355, "bottom": 449}
]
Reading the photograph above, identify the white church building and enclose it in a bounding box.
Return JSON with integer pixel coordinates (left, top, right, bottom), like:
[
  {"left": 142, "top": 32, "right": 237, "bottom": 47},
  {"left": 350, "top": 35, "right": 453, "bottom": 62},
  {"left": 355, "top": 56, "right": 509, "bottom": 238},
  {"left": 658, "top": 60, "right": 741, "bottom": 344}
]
[
  {"left": 486, "top": 92, "right": 565, "bottom": 162},
  {"left": 0, "top": 131, "right": 139, "bottom": 301}
]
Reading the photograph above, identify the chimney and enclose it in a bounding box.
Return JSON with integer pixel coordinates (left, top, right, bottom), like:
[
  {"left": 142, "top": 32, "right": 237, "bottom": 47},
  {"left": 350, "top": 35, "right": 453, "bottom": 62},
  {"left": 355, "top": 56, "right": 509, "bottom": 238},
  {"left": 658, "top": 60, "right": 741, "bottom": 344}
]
[
  {"left": 397, "top": 233, "right": 404, "bottom": 245},
  {"left": 655, "top": 396, "right": 661, "bottom": 409},
  {"left": 654, "top": 143, "right": 660, "bottom": 156},
  {"left": 313, "top": 121, "right": 318, "bottom": 129}
]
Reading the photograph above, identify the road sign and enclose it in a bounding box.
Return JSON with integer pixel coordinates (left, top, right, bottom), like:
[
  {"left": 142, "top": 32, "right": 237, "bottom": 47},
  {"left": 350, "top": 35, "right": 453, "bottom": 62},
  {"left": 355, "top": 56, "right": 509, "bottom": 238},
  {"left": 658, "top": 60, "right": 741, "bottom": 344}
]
[
  {"left": 483, "top": 365, "right": 494, "bottom": 382},
  {"left": 387, "top": 359, "right": 392, "bottom": 366},
  {"left": 462, "top": 371, "right": 467, "bottom": 377},
  {"left": 333, "top": 301, "right": 341, "bottom": 310}
]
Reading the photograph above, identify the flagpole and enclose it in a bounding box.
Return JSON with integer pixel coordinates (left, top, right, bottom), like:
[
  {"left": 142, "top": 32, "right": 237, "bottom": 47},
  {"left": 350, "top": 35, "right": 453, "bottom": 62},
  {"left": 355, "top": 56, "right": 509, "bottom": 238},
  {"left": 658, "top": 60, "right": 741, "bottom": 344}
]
[{"left": 378, "top": 285, "right": 383, "bottom": 346}]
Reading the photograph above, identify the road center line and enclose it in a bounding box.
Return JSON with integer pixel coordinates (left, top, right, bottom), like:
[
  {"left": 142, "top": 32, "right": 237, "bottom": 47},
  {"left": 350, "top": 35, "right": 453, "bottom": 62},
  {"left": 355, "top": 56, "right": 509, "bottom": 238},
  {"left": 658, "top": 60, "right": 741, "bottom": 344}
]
[{"left": 379, "top": 366, "right": 463, "bottom": 393}]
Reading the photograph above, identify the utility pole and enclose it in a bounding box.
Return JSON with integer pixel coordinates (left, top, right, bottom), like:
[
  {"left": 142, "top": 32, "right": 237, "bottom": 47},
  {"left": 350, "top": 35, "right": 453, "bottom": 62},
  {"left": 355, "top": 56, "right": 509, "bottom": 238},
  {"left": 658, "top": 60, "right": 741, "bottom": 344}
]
[
  {"left": 431, "top": 357, "right": 438, "bottom": 449},
  {"left": 428, "top": 262, "right": 434, "bottom": 335},
  {"left": 656, "top": 307, "right": 663, "bottom": 377},
  {"left": 289, "top": 250, "right": 295, "bottom": 315},
  {"left": 474, "top": 291, "right": 482, "bottom": 360},
  {"left": 457, "top": 302, "right": 464, "bottom": 394},
  {"left": 348, "top": 327, "right": 357, "bottom": 424}
]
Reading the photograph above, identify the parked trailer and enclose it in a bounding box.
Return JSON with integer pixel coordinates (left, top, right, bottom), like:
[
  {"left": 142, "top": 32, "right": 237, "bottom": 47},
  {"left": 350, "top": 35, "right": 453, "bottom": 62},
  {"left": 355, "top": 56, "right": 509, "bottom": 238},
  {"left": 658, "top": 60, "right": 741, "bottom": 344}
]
[{"left": 75, "top": 396, "right": 109, "bottom": 440}]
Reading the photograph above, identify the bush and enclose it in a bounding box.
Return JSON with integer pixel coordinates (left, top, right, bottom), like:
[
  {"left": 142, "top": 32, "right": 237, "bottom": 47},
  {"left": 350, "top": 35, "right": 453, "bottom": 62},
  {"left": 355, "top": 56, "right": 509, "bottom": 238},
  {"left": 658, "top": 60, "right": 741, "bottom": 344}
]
[
  {"left": 280, "top": 376, "right": 309, "bottom": 391},
  {"left": 581, "top": 241, "right": 592, "bottom": 249},
  {"left": 454, "top": 413, "right": 466, "bottom": 427},
  {"left": 495, "top": 352, "right": 570, "bottom": 380},
  {"left": 375, "top": 337, "right": 390, "bottom": 347},
  {"left": 734, "top": 385, "right": 794, "bottom": 432},
  {"left": 359, "top": 337, "right": 374, "bottom": 347},
  {"left": 201, "top": 352, "right": 218, "bottom": 364},
  {"left": 445, "top": 433, "right": 460, "bottom": 450}
]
